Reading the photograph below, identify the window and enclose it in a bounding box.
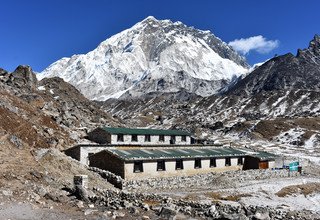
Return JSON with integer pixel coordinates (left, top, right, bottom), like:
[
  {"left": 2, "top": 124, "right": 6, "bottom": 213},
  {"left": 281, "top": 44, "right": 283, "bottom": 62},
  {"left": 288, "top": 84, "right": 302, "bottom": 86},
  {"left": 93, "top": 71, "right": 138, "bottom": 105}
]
[
  {"left": 225, "top": 157, "right": 231, "bottom": 166},
  {"left": 238, "top": 157, "right": 243, "bottom": 165},
  {"left": 194, "top": 159, "right": 202, "bottom": 169},
  {"left": 117, "top": 134, "right": 124, "bottom": 142},
  {"left": 131, "top": 134, "right": 138, "bottom": 142},
  {"left": 210, "top": 158, "right": 217, "bottom": 167},
  {"left": 159, "top": 135, "right": 165, "bottom": 142},
  {"left": 133, "top": 161, "right": 143, "bottom": 173},
  {"left": 145, "top": 134, "right": 151, "bottom": 142},
  {"left": 175, "top": 159, "right": 184, "bottom": 170},
  {"left": 170, "top": 135, "right": 176, "bottom": 144},
  {"left": 181, "top": 135, "right": 187, "bottom": 142},
  {"left": 157, "top": 160, "right": 166, "bottom": 171}
]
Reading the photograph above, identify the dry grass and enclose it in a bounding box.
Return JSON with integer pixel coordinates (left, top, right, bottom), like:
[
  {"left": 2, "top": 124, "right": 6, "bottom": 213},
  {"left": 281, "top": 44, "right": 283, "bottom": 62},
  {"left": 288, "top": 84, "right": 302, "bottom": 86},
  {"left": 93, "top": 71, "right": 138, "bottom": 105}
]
[
  {"left": 276, "top": 182, "right": 320, "bottom": 197},
  {"left": 183, "top": 193, "right": 201, "bottom": 201},
  {"left": 254, "top": 117, "right": 320, "bottom": 140},
  {"left": 143, "top": 199, "right": 161, "bottom": 206}
]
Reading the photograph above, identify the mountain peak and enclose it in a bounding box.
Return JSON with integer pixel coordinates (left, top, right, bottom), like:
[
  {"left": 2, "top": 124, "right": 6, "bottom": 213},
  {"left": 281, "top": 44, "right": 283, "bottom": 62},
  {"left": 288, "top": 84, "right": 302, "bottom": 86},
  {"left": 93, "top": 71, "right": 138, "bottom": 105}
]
[
  {"left": 38, "top": 17, "right": 248, "bottom": 101},
  {"left": 142, "top": 16, "right": 158, "bottom": 22},
  {"left": 309, "top": 34, "right": 320, "bottom": 55}
]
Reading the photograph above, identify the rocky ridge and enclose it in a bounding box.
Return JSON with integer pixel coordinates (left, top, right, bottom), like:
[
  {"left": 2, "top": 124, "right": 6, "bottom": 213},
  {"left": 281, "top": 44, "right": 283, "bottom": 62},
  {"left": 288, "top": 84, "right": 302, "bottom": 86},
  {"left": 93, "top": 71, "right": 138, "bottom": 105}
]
[
  {"left": 102, "top": 35, "right": 320, "bottom": 148},
  {"left": 228, "top": 34, "right": 320, "bottom": 95}
]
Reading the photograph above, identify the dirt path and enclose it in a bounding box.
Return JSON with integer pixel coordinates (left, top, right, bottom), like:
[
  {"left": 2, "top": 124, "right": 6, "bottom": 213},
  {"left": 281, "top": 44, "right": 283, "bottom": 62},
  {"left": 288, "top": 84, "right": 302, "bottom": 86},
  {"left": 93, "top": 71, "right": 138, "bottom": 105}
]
[{"left": 0, "top": 202, "right": 89, "bottom": 220}]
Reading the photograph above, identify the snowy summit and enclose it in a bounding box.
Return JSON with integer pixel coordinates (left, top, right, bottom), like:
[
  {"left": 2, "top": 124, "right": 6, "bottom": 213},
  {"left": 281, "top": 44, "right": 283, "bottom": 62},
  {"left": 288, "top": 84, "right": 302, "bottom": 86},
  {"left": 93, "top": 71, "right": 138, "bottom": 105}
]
[{"left": 38, "top": 16, "right": 249, "bottom": 100}]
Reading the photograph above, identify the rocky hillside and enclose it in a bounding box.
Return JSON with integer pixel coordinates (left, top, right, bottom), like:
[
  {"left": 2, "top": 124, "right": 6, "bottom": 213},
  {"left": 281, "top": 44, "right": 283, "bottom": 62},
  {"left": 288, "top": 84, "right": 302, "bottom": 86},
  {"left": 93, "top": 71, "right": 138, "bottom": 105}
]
[
  {"left": 228, "top": 34, "right": 320, "bottom": 95},
  {"left": 0, "top": 65, "right": 119, "bottom": 150},
  {"left": 38, "top": 16, "right": 249, "bottom": 100},
  {"left": 0, "top": 65, "right": 124, "bottom": 218},
  {"left": 102, "top": 35, "right": 320, "bottom": 148}
]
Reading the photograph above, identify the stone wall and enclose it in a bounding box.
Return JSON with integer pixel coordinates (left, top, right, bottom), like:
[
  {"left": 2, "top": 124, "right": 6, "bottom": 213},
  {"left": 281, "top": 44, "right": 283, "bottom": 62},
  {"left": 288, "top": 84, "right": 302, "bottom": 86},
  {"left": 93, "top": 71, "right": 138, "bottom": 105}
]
[
  {"left": 89, "top": 182, "right": 315, "bottom": 220},
  {"left": 88, "top": 167, "right": 124, "bottom": 189},
  {"left": 87, "top": 128, "right": 111, "bottom": 144},
  {"left": 123, "top": 169, "right": 300, "bottom": 191},
  {"left": 89, "top": 151, "right": 125, "bottom": 179},
  {"left": 89, "top": 166, "right": 300, "bottom": 191}
]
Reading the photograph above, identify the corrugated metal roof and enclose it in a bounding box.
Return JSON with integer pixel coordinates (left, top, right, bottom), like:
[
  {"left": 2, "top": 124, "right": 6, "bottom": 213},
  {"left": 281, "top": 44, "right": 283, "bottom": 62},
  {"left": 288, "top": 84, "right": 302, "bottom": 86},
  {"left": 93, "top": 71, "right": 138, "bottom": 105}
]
[
  {"left": 103, "top": 147, "right": 247, "bottom": 161},
  {"left": 250, "top": 151, "right": 277, "bottom": 160},
  {"left": 101, "top": 127, "right": 191, "bottom": 136}
]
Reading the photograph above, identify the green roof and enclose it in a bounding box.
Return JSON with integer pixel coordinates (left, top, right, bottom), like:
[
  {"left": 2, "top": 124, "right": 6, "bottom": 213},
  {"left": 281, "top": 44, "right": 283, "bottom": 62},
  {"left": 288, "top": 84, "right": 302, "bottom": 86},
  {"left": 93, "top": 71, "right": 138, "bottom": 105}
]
[
  {"left": 250, "top": 151, "right": 277, "bottom": 160},
  {"left": 101, "top": 127, "right": 191, "bottom": 136},
  {"left": 102, "top": 147, "right": 247, "bottom": 161}
]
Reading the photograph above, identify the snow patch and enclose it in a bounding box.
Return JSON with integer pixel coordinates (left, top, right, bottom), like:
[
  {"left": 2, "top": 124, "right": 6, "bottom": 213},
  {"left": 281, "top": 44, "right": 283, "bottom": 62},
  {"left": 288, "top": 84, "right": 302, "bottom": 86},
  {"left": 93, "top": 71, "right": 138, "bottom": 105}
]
[{"left": 37, "top": 86, "right": 46, "bottom": 91}]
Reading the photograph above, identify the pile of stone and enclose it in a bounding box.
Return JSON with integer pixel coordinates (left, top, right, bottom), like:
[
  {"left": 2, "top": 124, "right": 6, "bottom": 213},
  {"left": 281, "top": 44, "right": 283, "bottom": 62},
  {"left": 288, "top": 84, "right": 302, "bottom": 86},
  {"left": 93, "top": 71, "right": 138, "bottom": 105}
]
[{"left": 84, "top": 187, "right": 318, "bottom": 219}]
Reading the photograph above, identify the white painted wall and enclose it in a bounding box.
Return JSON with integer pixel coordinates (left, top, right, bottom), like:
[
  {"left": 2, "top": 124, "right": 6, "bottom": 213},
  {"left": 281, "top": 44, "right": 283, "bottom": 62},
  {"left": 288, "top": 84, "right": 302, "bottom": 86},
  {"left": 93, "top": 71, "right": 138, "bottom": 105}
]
[
  {"left": 216, "top": 158, "right": 226, "bottom": 167},
  {"left": 110, "top": 134, "right": 191, "bottom": 145},
  {"left": 268, "top": 161, "right": 275, "bottom": 169},
  {"left": 124, "top": 158, "right": 243, "bottom": 180},
  {"left": 80, "top": 146, "right": 111, "bottom": 165},
  {"left": 231, "top": 158, "right": 238, "bottom": 166}
]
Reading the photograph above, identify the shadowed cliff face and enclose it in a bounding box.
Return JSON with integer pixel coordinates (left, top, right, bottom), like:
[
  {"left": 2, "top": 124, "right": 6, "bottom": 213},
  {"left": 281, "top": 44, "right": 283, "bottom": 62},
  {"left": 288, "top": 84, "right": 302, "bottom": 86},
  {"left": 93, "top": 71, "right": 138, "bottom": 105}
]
[{"left": 227, "top": 35, "right": 320, "bottom": 96}]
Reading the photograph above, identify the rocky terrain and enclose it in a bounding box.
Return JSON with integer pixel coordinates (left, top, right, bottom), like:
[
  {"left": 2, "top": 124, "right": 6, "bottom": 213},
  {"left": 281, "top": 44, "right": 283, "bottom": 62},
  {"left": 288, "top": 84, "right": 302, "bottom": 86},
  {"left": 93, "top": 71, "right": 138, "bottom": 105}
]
[
  {"left": 1, "top": 64, "right": 320, "bottom": 219},
  {"left": 0, "top": 65, "right": 119, "bottom": 149},
  {"left": 0, "top": 65, "right": 123, "bottom": 218},
  {"left": 1, "top": 17, "right": 320, "bottom": 219},
  {"left": 102, "top": 35, "right": 320, "bottom": 150}
]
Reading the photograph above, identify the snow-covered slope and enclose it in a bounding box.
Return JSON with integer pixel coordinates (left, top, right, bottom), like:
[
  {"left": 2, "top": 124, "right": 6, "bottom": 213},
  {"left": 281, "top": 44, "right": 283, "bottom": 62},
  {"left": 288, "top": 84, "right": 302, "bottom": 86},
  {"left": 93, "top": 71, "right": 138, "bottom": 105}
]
[{"left": 38, "top": 16, "right": 249, "bottom": 100}]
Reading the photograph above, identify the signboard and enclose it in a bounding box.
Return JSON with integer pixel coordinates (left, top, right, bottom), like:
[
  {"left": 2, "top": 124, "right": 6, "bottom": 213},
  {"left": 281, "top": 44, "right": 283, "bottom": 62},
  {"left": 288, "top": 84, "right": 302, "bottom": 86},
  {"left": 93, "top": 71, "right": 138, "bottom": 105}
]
[{"left": 289, "top": 161, "right": 299, "bottom": 171}]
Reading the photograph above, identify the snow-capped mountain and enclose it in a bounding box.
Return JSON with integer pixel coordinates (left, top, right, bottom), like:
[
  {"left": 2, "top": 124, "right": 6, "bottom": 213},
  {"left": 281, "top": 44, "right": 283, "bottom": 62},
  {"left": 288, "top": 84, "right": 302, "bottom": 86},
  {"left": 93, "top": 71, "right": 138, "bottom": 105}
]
[{"left": 38, "top": 16, "right": 249, "bottom": 100}]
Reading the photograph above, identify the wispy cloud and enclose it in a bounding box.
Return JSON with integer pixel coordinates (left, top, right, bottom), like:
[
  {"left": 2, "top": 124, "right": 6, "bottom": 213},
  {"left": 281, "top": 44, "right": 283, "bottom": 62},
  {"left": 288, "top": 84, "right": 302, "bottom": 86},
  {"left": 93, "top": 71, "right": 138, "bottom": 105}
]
[{"left": 228, "top": 35, "right": 279, "bottom": 55}]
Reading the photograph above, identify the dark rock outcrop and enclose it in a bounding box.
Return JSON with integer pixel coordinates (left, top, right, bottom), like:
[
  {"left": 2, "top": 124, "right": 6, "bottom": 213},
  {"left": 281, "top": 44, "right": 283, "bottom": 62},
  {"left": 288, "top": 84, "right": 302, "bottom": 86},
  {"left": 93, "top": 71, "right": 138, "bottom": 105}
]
[
  {"left": 11, "top": 65, "right": 38, "bottom": 90},
  {"left": 228, "top": 34, "right": 320, "bottom": 96}
]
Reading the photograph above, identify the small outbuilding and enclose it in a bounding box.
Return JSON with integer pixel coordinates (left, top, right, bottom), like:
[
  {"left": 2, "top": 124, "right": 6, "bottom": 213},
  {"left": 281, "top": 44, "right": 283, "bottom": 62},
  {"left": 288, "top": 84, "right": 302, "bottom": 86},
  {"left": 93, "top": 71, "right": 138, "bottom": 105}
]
[
  {"left": 243, "top": 151, "right": 277, "bottom": 170},
  {"left": 87, "top": 127, "right": 192, "bottom": 145},
  {"left": 64, "top": 144, "right": 112, "bottom": 165},
  {"left": 89, "top": 147, "right": 247, "bottom": 180}
]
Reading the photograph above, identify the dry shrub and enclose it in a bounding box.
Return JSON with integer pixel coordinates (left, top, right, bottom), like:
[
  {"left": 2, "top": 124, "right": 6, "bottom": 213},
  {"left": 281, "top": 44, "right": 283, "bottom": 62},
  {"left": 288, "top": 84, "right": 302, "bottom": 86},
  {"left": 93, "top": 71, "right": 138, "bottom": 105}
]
[
  {"left": 276, "top": 182, "right": 320, "bottom": 197},
  {"left": 183, "top": 193, "right": 200, "bottom": 201},
  {"left": 143, "top": 199, "right": 161, "bottom": 206}
]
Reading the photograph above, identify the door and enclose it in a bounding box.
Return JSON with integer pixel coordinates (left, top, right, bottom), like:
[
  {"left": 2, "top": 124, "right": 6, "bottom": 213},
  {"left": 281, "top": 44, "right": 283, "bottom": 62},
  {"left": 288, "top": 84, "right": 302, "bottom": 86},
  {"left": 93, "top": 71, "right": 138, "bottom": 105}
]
[{"left": 259, "top": 161, "right": 269, "bottom": 169}]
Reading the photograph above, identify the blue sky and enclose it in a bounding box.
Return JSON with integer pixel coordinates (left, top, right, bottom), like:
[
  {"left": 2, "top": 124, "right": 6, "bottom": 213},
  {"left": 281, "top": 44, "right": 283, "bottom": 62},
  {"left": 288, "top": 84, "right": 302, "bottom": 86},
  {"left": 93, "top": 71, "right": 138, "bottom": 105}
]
[{"left": 1, "top": 0, "right": 319, "bottom": 72}]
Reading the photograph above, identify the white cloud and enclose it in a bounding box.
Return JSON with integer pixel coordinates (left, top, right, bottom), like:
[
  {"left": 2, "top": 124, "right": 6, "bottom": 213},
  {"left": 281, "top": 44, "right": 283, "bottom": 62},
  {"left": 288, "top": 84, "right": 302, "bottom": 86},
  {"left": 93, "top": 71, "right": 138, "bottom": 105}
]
[{"left": 228, "top": 35, "right": 279, "bottom": 55}]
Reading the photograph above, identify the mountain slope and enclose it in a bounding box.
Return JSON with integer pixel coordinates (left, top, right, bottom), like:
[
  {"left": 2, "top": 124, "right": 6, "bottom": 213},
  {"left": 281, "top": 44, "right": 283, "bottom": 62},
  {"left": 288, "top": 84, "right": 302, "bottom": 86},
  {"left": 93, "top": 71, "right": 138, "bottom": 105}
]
[
  {"left": 0, "top": 65, "right": 119, "bottom": 149},
  {"left": 102, "top": 35, "right": 320, "bottom": 148},
  {"left": 228, "top": 35, "right": 320, "bottom": 96},
  {"left": 38, "top": 16, "right": 249, "bottom": 100}
]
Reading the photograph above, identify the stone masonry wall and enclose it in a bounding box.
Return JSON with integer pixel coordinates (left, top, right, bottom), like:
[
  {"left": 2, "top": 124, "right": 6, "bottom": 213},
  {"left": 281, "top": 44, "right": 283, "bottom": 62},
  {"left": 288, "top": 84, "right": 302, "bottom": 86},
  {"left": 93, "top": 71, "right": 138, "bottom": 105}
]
[
  {"left": 89, "top": 151, "right": 125, "bottom": 178},
  {"left": 89, "top": 166, "right": 300, "bottom": 191},
  {"left": 123, "top": 169, "right": 300, "bottom": 191}
]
